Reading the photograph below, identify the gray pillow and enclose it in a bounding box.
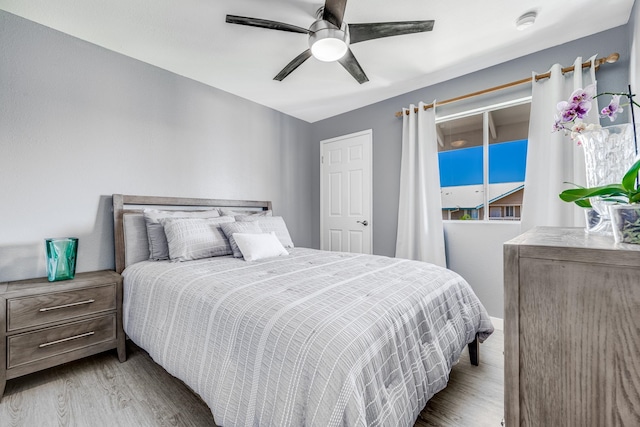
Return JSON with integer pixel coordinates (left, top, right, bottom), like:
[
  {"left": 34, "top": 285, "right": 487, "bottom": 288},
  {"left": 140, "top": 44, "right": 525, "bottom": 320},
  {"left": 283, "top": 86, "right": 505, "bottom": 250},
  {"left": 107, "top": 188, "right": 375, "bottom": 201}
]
[
  {"left": 235, "top": 216, "right": 294, "bottom": 248},
  {"left": 220, "top": 221, "right": 263, "bottom": 258},
  {"left": 218, "top": 208, "right": 273, "bottom": 219},
  {"left": 143, "top": 208, "right": 220, "bottom": 260},
  {"left": 160, "top": 216, "right": 235, "bottom": 261},
  {"left": 123, "top": 213, "right": 150, "bottom": 267}
]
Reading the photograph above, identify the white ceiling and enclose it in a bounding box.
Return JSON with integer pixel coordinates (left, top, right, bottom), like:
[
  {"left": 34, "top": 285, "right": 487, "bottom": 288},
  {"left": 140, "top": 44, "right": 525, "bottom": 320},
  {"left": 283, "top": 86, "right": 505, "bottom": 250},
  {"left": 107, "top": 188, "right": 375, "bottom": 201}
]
[{"left": 0, "top": 0, "right": 635, "bottom": 123}]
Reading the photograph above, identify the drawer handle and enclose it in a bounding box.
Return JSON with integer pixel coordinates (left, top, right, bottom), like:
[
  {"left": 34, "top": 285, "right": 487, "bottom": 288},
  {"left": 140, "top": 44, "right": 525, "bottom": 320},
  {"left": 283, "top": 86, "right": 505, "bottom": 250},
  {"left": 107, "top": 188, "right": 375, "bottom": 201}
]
[
  {"left": 39, "top": 299, "right": 95, "bottom": 312},
  {"left": 39, "top": 331, "right": 95, "bottom": 348}
]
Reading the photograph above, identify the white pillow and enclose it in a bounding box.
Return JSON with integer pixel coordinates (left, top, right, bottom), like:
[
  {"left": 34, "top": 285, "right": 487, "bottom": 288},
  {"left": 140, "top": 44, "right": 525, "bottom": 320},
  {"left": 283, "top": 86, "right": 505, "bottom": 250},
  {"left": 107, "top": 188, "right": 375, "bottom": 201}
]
[
  {"left": 235, "top": 216, "right": 294, "bottom": 248},
  {"left": 234, "top": 232, "right": 289, "bottom": 261},
  {"left": 220, "top": 221, "right": 263, "bottom": 258}
]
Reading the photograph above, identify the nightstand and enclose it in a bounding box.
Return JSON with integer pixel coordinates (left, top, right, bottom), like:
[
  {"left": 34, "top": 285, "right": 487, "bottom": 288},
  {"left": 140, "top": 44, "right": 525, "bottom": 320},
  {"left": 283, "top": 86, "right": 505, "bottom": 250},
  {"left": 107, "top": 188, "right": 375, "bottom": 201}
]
[{"left": 0, "top": 270, "right": 126, "bottom": 400}]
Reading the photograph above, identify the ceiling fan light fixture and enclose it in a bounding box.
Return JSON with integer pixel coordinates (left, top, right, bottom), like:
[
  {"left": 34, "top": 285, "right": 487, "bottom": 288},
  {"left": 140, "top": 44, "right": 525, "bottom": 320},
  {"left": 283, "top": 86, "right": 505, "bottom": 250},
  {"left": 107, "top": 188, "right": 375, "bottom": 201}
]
[
  {"left": 311, "top": 37, "right": 348, "bottom": 62},
  {"left": 225, "top": 4, "right": 435, "bottom": 83},
  {"left": 309, "top": 20, "right": 349, "bottom": 62}
]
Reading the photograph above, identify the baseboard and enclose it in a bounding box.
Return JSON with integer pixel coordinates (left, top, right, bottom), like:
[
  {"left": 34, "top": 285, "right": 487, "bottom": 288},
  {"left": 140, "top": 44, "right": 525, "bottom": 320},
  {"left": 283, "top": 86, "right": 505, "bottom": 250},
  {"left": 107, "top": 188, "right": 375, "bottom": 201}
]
[{"left": 490, "top": 316, "right": 503, "bottom": 331}]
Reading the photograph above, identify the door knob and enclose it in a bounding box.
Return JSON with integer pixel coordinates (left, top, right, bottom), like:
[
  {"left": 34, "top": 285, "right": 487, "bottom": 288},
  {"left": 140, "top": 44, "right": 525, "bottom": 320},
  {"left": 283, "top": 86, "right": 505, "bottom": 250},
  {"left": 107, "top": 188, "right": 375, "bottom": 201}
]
[{"left": 356, "top": 220, "right": 369, "bottom": 226}]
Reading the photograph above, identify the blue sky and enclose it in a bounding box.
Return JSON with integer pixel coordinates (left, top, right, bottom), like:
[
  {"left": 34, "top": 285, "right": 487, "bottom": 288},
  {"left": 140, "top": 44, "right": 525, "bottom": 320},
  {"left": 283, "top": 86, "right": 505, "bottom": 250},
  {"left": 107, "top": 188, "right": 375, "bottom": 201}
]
[{"left": 439, "top": 139, "right": 527, "bottom": 187}]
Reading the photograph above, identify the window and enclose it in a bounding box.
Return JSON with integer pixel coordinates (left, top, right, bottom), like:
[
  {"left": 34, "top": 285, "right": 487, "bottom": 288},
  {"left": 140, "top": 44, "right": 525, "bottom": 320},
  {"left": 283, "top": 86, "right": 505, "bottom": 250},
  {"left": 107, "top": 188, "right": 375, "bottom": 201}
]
[
  {"left": 489, "top": 206, "right": 502, "bottom": 218},
  {"left": 438, "top": 101, "right": 530, "bottom": 221}
]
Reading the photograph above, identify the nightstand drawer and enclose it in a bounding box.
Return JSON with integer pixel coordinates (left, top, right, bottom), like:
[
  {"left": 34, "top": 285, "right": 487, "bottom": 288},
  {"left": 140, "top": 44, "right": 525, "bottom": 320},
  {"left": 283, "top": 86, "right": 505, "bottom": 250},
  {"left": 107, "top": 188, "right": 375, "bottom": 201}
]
[
  {"left": 7, "top": 284, "right": 116, "bottom": 331},
  {"left": 7, "top": 314, "right": 116, "bottom": 369}
]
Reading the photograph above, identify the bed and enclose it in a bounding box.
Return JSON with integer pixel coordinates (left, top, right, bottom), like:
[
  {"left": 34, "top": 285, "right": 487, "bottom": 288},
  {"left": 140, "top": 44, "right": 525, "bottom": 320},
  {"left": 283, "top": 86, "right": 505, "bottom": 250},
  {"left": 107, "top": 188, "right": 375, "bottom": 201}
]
[{"left": 112, "top": 194, "right": 494, "bottom": 427}]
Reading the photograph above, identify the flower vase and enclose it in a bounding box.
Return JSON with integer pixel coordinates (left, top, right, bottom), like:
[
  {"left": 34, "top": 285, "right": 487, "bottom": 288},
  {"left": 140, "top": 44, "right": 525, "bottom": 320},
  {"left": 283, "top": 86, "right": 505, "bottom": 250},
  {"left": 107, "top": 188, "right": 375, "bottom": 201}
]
[
  {"left": 609, "top": 204, "right": 640, "bottom": 244},
  {"left": 577, "top": 123, "right": 637, "bottom": 234}
]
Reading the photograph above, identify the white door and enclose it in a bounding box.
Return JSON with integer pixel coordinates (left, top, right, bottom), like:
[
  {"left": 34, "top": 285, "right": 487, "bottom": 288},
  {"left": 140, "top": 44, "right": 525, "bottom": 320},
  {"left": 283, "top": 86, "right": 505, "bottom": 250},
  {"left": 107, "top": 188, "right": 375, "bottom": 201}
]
[{"left": 320, "top": 129, "right": 372, "bottom": 254}]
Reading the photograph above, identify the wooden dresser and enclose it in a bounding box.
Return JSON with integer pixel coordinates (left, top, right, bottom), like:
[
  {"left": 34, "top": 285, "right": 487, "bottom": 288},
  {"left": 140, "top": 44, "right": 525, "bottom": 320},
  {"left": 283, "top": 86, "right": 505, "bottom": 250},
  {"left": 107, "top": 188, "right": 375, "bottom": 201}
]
[
  {"left": 504, "top": 227, "right": 640, "bottom": 426},
  {"left": 0, "top": 270, "right": 126, "bottom": 400}
]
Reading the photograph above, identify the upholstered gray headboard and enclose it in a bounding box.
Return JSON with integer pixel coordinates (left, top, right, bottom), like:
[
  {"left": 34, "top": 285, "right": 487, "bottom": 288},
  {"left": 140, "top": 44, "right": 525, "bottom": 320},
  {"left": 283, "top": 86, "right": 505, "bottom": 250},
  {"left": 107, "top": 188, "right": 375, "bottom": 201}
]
[{"left": 112, "top": 194, "right": 272, "bottom": 274}]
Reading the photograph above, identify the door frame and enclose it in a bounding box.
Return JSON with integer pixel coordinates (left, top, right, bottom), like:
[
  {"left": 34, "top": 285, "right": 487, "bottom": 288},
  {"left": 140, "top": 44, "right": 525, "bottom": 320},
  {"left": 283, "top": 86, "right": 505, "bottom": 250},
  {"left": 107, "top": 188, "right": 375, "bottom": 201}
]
[{"left": 319, "top": 129, "right": 373, "bottom": 253}]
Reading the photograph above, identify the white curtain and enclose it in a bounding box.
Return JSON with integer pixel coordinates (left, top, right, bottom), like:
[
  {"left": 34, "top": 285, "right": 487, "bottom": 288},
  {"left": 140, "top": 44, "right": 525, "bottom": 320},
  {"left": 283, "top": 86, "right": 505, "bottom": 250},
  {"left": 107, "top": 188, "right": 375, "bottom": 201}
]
[
  {"left": 395, "top": 101, "right": 446, "bottom": 267},
  {"left": 521, "top": 56, "right": 599, "bottom": 231}
]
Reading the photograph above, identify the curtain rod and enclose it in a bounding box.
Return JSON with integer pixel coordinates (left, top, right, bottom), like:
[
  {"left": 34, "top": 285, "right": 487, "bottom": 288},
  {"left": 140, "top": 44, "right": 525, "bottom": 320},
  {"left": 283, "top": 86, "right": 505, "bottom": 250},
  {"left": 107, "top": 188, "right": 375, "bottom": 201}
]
[{"left": 394, "top": 52, "right": 620, "bottom": 118}]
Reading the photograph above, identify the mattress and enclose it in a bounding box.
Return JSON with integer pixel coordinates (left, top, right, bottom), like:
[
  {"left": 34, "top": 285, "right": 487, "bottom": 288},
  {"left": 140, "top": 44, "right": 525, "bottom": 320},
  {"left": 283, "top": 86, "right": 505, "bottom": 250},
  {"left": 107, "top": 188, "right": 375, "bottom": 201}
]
[{"left": 122, "top": 247, "right": 493, "bottom": 427}]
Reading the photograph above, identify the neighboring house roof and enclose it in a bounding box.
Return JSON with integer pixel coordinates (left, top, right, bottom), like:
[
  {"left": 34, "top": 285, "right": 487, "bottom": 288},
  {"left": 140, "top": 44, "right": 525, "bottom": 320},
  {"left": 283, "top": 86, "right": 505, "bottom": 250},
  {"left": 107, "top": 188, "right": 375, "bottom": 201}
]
[{"left": 441, "top": 182, "right": 524, "bottom": 210}]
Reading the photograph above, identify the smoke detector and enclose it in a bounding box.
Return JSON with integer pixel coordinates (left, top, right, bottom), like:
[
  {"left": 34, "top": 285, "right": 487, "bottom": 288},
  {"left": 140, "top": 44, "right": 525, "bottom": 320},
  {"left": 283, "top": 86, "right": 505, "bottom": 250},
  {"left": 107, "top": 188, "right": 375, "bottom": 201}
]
[{"left": 516, "top": 11, "right": 537, "bottom": 31}]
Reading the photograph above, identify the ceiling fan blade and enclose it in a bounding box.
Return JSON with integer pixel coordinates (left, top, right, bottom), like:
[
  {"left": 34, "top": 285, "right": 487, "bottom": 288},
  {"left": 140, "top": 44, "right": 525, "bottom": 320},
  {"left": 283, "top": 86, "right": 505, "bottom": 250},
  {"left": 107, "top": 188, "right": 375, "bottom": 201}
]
[
  {"left": 226, "top": 15, "right": 309, "bottom": 34},
  {"left": 348, "top": 20, "right": 434, "bottom": 44},
  {"left": 274, "top": 49, "right": 313, "bottom": 81},
  {"left": 338, "top": 48, "right": 369, "bottom": 84},
  {"left": 323, "top": 0, "right": 348, "bottom": 29}
]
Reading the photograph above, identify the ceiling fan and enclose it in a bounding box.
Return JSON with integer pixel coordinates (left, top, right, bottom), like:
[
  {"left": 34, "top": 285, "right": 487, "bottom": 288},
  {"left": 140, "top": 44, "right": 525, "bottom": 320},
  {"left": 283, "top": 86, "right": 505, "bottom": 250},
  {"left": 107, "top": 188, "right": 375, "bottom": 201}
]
[{"left": 226, "top": 0, "right": 434, "bottom": 84}]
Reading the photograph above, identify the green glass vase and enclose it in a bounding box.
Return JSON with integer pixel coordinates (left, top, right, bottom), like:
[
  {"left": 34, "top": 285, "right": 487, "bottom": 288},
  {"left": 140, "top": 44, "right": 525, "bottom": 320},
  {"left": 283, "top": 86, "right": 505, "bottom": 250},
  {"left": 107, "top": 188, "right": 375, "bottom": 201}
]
[{"left": 45, "top": 238, "right": 78, "bottom": 281}]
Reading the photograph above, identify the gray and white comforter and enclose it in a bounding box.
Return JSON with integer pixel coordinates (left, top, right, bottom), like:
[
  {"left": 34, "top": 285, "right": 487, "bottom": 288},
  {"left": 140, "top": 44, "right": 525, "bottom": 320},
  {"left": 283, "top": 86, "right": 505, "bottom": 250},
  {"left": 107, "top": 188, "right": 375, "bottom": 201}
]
[{"left": 123, "top": 248, "right": 493, "bottom": 427}]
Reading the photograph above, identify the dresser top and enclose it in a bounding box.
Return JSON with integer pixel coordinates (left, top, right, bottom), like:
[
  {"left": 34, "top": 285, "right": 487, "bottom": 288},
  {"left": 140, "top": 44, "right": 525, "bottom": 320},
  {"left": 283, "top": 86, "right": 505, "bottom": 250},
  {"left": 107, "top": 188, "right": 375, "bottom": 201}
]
[{"left": 505, "top": 226, "right": 640, "bottom": 266}]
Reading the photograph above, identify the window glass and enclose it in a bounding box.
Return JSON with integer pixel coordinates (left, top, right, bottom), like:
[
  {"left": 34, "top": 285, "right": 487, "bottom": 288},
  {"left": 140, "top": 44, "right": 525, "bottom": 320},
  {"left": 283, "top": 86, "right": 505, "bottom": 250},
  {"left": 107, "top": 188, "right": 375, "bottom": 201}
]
[
  {"left": 438, "top": 114, "right": 484, "bottom": 220},
  {"left": 438, "top": 102, "right": 530, "bottom": 221}
]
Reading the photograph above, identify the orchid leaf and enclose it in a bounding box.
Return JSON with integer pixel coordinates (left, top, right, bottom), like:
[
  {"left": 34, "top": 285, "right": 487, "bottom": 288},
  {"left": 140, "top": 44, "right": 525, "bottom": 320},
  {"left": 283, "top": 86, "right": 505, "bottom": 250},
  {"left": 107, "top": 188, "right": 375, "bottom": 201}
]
[
  {"left": 622, "top": 158, "right": 640, "bottom": 192},
  {"left": 601, "top": 196, "right": 629, "bottom": 203},
  {"left": 574, "top": 199, "right": 592, "bottom": 208},
  {"left": 559, "top": 184, "right": 627, "bottom": 202}
]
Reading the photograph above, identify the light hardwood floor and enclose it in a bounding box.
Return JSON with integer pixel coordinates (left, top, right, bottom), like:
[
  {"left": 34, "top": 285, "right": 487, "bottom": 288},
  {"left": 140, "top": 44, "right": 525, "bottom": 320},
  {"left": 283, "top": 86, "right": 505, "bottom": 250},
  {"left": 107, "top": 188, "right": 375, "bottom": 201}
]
[{"left": 0, "top": 330, "right": 504, "bottom": 427}]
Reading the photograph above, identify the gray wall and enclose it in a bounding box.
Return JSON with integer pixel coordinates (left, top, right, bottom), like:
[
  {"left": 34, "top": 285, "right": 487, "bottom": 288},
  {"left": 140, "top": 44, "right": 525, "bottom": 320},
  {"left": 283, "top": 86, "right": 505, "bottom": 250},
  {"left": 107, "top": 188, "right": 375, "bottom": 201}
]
[
  {"left": 0, "top": 11, "right": 313, "bottom": 282},
  {"left": 310, "top": 26, "right": 631, "bottom": 318}
]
